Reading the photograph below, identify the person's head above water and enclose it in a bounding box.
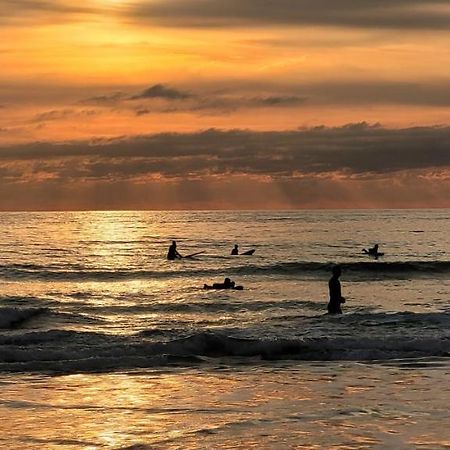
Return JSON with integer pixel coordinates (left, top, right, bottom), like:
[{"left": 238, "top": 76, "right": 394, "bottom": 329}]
[
  {"left": 332, "top": 265, "right": 342, "bottom": 277},
  {"left": 234, "top": 244, "right": 238, "bottom": 249},
  {"left": 224, "top": 277, "right": 232, "bottom": 286},
  {"left": 172, "top": 240, "right": 176, "bottom": 246}
]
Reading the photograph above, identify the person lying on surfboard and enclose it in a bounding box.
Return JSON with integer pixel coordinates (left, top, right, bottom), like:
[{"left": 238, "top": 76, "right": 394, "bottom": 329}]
[{"left": 204, "top": 277, "right": 244, "bottom": 290}]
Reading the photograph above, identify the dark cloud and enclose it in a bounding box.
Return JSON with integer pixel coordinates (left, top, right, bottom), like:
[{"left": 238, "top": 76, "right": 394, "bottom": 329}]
[
  {"left": 1, "top": 124, "right": 449, "bottom": 180},
  {"left": 138, "top": 80, "right": 450, "bottom": 109},
  {"left": 79, "top": 92, "right": 126, "bottom": 106},
  {"left": 130, "top": 84, "right": 192, "bottom": 100},
  {"left": 126, "top": 0, "right": 450, "bottom": 30},
  {"left": 32, "top": 109, "right": 98, "bottom": 122},
  {"left": 135, "top": 108, "right": 150, "bottom": 116},
  {"left": 4, "top": 79, "right": 450, "bottom": 110},
  {"left": 251, "top": 96, "right": 307, "bottom": 107},
  {"left": 79, "top": 85, "right": 308, "bottom": 116},
  {"left": 129, "top": 94, "right": 307, "bottom": 115},
  {"left": 1, "top": 124, "right": 449, "bottom": 209},
  {"left": 81, "top": 80, "right": 450, "bottom": 117},
  {"left": 0, "top": 0, "right": 95, "bottom": 24}
]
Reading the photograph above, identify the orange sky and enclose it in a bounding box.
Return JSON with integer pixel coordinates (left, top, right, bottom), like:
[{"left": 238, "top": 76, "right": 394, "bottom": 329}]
[{"left": 1, "top": 0, "right": 449, "bottom": 209}]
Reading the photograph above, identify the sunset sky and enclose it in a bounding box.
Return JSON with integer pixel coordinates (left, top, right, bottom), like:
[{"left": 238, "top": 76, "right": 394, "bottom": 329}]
[{"left": 1, "top": 0, "right": 449, "bottom": 209}]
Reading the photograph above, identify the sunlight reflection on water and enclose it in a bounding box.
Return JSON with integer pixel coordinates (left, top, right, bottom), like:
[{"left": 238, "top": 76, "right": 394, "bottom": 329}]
[{"left": 1, "top": 363, "right": 450, "bottom": 449}]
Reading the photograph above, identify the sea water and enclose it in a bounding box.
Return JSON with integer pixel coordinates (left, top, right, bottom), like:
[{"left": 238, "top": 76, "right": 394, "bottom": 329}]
[{"left": 0, "top": 210, "right": 449, "bottom": 449}]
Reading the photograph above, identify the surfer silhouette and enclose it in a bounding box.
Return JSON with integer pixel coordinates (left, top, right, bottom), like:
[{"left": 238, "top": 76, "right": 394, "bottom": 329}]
[
  {"left": 328, "top": 265, "right": 345, "bottom": 314},
  {"left": 204, "top": 277, "right": 243, "bottom": 290},
  {"left": 368, "top": 244, "right": 379, "bottom": 255},
  {"left": 363, "top": 243, "right": 383, "bottom": 259},
  {"left": 167, "top": 240, "right": 182, "bottom": 260},
  {"left": 230, "top": 244, "right": 255, "bottom": 256}
]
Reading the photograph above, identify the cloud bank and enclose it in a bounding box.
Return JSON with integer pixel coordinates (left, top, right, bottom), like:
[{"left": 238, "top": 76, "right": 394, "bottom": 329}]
[
  {"left": 1, "top": 124, "right": 448, "bottom": 209},
  {"left": 1, "top": 123, "right": 448, "bottom": 179},
  {"left": 4, "top": 0, "right": 449, "bottom": 32},
  {"left": 127, "top": 0, "right": 450, "bottom": 30}
]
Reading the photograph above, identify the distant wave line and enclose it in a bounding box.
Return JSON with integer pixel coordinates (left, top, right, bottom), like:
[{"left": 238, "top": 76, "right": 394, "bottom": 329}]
[{"left": 1, "top": 261, "right": 450, "bottom": 281}]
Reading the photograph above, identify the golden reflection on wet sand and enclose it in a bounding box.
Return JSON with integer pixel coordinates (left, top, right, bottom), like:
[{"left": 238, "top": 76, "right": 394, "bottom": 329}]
[{"left": 1, "top": 363, "right": 450, "bottom": 449}]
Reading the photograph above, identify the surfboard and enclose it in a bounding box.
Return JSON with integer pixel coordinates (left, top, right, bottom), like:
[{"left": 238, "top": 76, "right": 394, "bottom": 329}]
[
  {"left": 242, "top": 249, "right": 255, "bottom": 256},
  {"left": 204, "top": 284, "right": 244, "bottom": 290},
  {"left": 183, "top": 251, "right": 205, "bottom": 259},
  {"left": 363, "top": 249, "right": 384, "bottom": 258}
]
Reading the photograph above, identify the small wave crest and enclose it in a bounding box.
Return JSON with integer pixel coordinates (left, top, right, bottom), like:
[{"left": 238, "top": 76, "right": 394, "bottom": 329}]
[
  {"left": 165, "top": 331, "right": 450, "bottom": 361},
  {"left": 1, "top": 260, "right": 449, "bottom": 281},
  {"left": 0, "top": 307, "right": 47, "bottom": 329},
  {"left": 239, "top": 261, "right": 450, "bottom": 277}
]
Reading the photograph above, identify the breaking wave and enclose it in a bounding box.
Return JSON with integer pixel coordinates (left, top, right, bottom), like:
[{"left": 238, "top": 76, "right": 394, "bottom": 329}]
[{"left": 1, "top": 310, "right": 449, "bottom": 374}]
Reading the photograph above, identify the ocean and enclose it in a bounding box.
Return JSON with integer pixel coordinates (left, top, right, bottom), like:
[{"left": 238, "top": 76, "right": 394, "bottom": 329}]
[{"left": 0, "top": 210, "right": 449, "bottom": 449}]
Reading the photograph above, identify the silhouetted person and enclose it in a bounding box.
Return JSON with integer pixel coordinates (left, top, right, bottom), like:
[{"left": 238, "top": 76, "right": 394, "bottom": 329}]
[
  {"left": 368, "top": 244, "right": 379, "bottom": 255},
  {"left": 231, "top": 244, "right": 239, "bottom": 255},
  {"left": 167, "top": 240, "right": 182, "bottom": 260},
  {"left": 328, "top": 265, "right": 345, "bottom": 314},
  {"left": 221, "top": 277, "right": 235, "bottom": 288},
  {"left": 204, "top": 277, "right": 243, "bottom": 290},
  {"left": 363, "top": 243, "right": 383, "bottom": 259}
]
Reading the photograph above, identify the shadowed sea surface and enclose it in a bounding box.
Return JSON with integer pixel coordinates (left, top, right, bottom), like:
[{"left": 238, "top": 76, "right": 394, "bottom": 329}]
[{"left": 0, "top": 210, "right": 449, "bottom": 449}]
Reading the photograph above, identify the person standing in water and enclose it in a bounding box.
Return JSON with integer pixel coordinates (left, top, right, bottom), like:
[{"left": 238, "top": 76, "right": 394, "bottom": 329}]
[
  {"left": 231, "top": 244, "right": 239, "bottom": 255},
  {"left": 328, "top": 265, "right": 345, "bottom": 314},
  {"left": 167, "top": 240, "right": 182, "bottom": 260}
]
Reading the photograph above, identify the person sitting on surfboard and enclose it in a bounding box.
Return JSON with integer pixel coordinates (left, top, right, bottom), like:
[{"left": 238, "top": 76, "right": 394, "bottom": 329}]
[
  {"left": 327, "top": 265, "right": 345, "bottom": 314},
  {"left": 231, "top": 244, "right": 255, "bottom": 256},
  {"left": 167, "top": 240, "right": 182, "bottom": 260},
  {"left": 368, "top": 244, "right": 379, "bottom": 255},
  {"left": 204, "top": 277, "right": 243, "bottom": 290},
  {"left": 363, "top": 244, "right": 383, "bottom": 258}
]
